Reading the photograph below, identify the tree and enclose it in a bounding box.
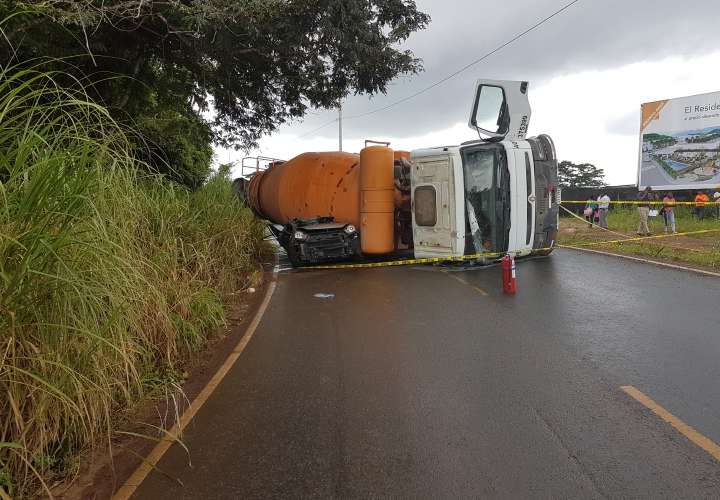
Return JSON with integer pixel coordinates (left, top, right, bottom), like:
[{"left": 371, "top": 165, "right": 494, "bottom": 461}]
[
  {"left": 558, "top": 161, "right": 606, "bottom": 188},
  {"left": 134, "top": 110, "right": 214, "bottom": 189},
  {"left": 1, "top": 1, "right": 430, "bottom": 186}
]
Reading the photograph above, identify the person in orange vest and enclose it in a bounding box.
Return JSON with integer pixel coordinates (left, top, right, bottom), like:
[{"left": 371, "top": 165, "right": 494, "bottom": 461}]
[{"left": 694, "top": 190, "right": 710, "bottom": 220}]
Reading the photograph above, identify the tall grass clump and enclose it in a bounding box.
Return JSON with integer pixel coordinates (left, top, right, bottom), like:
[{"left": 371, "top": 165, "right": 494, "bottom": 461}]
[{"left": 0, "top": 64, "right": 267, "bottom": 497}]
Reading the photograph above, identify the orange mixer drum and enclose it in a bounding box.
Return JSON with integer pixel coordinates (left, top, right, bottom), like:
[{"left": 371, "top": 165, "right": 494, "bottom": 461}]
[
  {"left": 359, "top": 146, "right": 395, "bottom": 255},
  {"left": 248, "top": 152, "right": 361, "bottom": 227}
]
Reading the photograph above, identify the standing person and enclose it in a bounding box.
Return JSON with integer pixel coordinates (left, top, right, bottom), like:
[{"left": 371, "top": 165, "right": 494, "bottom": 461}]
[
  {"left": 584, "top": 196, "right": 598, "bottom": 228},
  {"left": 694, "top": 190, "right": 709, "bottom": 219},
  {"left": 662, "top": 191, "right": 677, "bottom": 234},
  {"left": 713, "top": 189, "right": 720, "bottom": 219},
  {"left": 597, "top": 191, "right": 611, "bottom": 229},
  {"left": 637, "top": 186, "right": 652, "bottom": 235}
]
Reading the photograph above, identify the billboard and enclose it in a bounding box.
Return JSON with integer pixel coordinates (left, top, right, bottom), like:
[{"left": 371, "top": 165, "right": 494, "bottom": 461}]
[{"left": 639, "top": 91, "right": 720, "bottom": 190}]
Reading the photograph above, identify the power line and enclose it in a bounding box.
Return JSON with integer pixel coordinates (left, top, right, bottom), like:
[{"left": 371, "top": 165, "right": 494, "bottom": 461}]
[
  {"left": 296, "top": 117, "right": 338, "bottom": 139},
  {"left": 294, "top": 0, "right": 582, "bottom": 137},
  {"left": 345, "top": 0, "right": 582, "bottom": 120}
]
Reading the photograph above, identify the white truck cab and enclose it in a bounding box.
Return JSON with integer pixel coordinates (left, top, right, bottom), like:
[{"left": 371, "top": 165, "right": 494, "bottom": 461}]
[{"left": 410, "top": 80, "right": 560, "bottom": 261}]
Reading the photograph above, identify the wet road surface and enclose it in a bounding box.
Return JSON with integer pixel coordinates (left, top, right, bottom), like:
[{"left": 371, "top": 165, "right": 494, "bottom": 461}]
[{"left": 132, "top": 249, "right": 720, "bottom": 498}]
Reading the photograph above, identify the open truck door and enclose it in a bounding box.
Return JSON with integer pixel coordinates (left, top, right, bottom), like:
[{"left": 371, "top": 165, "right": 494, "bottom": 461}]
[{"left": 468, "top": 80, "right": 531, "bottom": 142}]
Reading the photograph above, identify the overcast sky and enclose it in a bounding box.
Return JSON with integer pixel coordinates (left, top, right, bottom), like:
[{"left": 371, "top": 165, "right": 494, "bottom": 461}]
[{"left": 220, "top": 0, "right": 720, "bottom": 185}]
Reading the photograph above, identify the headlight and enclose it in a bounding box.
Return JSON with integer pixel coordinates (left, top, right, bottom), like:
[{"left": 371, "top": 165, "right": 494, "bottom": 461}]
[
  {"left": 344, "top": 224, "right": 356, "bottom": 234},
  {"left": 293, "top": 231, "right": 307, "bottom": 241}
]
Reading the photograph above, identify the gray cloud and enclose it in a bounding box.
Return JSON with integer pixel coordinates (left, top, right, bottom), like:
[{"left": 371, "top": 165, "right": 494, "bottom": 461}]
[{"left": 285, "top": 0, "right": 720, "bottom": 140}]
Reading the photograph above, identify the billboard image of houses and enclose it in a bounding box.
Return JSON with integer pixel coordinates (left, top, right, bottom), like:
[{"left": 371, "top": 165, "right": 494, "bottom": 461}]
[{"left": 639, "top": 91, "right": 720, "bottom": 190}]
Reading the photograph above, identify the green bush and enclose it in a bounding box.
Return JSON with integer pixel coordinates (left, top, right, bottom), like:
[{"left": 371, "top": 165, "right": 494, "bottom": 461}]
[
  {"left": 0, "top": 65, "right": 267, "bottom": 496},
  {"left": 134, "top": 108, "right": 214, "bottom": 190}
]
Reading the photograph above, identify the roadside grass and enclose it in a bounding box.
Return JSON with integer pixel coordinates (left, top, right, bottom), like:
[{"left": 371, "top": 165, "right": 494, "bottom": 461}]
[
  {"left": 604, "top": 206, "right": 720, "bottom": 237},
  {"left": 587, "top": 242, "right": 720, "bottom": 269},
  {"left": 559, "top": 206, "right": 720, "bottom": 270},
  {"left": 0, "top": 65, "right": 267, "bottom": 497}
]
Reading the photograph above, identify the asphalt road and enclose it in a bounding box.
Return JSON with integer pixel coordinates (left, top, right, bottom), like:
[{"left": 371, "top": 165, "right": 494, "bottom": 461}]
[{"left": 131, "top": 249, "right": 720, "bottom": 498}]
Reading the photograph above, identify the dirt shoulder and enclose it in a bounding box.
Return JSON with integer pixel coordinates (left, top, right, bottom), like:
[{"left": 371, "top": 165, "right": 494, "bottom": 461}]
[
  {"left": 558, "top": 217, "right": 720, "bottom": 273},
  {"left": 54, "top": 258, "right": 276, "bottom": 500}
]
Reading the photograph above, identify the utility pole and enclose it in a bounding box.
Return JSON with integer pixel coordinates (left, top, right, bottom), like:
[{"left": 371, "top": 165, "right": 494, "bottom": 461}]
[{"left": 338, "top": 103, "right": 343, "bottom": 152}]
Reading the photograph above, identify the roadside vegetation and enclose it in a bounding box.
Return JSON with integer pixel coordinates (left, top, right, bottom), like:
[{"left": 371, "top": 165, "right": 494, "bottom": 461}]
[
  {"left": 559, "top": 206, "right": 720, "bottom": 269},
  {"left": 0, "top": 66, "right": 267, "bottom": 497},
  {"left": 0, "top": 2, "right": 432, "bottom": 495}
]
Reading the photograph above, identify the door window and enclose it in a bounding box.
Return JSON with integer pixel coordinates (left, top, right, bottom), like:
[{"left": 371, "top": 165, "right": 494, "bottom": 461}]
[
  {"left": 470, "top": 85, "right": 507, "bottom": 135},
  {"left": 460, "top": 145, "right": 510, "bottom": 254},
  {"left": 414, "top": 186, "right": 437, "bottom": 227}
]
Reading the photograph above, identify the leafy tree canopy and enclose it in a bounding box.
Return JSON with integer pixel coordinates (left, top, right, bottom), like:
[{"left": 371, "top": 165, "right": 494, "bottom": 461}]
[
  {"left": 1, "top": 0, "right": 429, "bottom": 186},
  {"left": 558, "top": 160, "right": 606, "bottom": 188}
]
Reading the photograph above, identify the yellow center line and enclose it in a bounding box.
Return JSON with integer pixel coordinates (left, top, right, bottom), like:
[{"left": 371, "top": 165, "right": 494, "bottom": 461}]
[
  {"left": 471, "top": 285, "right": 489, "bottom": 296},
  {"left": 443, "top": 272, "right": 489, "bottom": 296},
  {"left": 621, "top": 385, "right": 720, "bottom": 462}
]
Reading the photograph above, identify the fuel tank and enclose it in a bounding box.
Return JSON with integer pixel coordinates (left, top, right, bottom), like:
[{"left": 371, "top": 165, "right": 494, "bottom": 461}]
[{"left": 360, "top": 146, "right": 395, "bottom": 254}]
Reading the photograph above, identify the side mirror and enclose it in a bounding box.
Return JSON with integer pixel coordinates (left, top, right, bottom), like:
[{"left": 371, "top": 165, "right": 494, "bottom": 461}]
[{"left": 470, "top": 85, "right": 508, "bottom": 137}]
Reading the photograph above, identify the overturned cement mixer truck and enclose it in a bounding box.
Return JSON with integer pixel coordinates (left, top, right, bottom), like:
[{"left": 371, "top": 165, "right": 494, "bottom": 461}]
[{"left": 238, "top": 79, "right": 560, "bottom": 267}]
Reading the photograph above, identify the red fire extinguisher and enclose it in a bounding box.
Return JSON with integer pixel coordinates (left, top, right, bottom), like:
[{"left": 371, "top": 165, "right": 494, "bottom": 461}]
[{"left": 501, "top": 255, "right": 516, "bottom": 294}]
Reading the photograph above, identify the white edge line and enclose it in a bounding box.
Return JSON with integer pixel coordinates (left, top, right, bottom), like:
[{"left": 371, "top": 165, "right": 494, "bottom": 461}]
[
  {"left": 562, "top": 246, "right": 720, "bottom": 278},
  {"left": 112, "top": 261, "right": 279, "bottom": 499}
]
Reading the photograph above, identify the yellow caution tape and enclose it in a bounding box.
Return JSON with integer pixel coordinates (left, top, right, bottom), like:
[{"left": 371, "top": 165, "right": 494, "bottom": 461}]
[
  {"left": 309, "top": 249, "right": 515, "bottom": 270},
  {"left": 559, "top": 204, "right": 632, "bottom": 239},
  {"left": 557, "top": 205, "right": 717, "bottom": 253},
  {"left": 561, "top": 200, "right": 720, "bottom": 205},
  {"left": 306, "top": 227, "right": 720, "bottom": 270},
  {"left": 561, "top": 229, "right": 720, "bottom": 248}
]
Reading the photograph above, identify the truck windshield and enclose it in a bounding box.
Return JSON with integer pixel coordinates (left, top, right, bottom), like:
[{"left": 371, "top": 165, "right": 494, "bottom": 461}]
[{"left": 460, "top": 145, "right": 510, "bottom": 255}]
